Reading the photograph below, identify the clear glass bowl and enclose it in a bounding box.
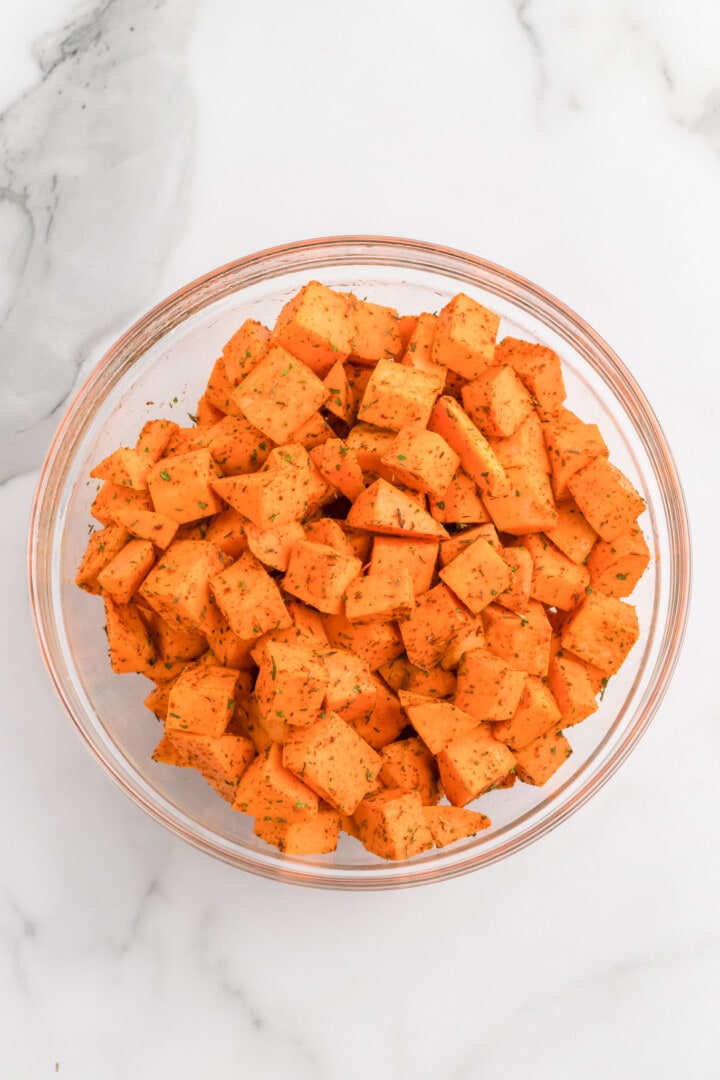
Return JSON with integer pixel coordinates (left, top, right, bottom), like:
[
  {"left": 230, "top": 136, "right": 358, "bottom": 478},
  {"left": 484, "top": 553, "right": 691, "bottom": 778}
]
[{"left": 29, "top": 236, "right": 691, "bottom": 889}]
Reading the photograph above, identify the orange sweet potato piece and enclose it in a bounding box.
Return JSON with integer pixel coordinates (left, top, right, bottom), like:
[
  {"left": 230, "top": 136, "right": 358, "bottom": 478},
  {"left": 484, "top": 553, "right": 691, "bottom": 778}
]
[
  {"left": 201, "top": 507, "right": 248, "bottom": 559},
  {"left": 212, "top": 467, "right": 312, "bottom": 530},
  {"left": 483, "top": 462, "right": 558, "bottom": 535},
  {"left": 147, "top": 449, "right": 224, "bottom": 525},
  {"left": 205, "top": 414, "right": 272, "bottom": 476},
  {"left": 135, "top": 419, "right": 179, "bottom": 463},
  {"left": 397, "top": 314, "right": 418, "bottom": 351},
  {"left": 245, "top": 521, "right": 305, "bottom": 572},
  {"left": 104, "top": 597, "right": 155, "bottom": 674},
  {"left": 567, "top": 457, "right": 645, "bottom": 542},
  {"left": 482, "top": 599, "right": 552, "bottom": 677},
  {"left": 195, "top": 394, "right": 226, "bottom": 429},
  {"left": 585, "top": 526, "right": 651, "bottom": 598},
  {"left": 493, "top": 337, "right": 566, "bottom": 420},
  {"left": 399, "top": 582, "right": 475, "bottom": 668},
  {"left": 353, "top": 789, "right": 434, "bottom": 859},
  {"left": 112, "top": 507, "right": 178, "bottom": 550},
  {"left": 90, "top": 446, "right": 150, "bottom": 490},
  {"left": 96, "top": 538, "right": 155, "bottom": 606},
  {"left": 543, "top": 498, "right": 597, "bottom": 564},
  {"left": 543, "top": 408, "right": 608, "bottom": 498},
  {"left": 288, "top": 411, "right": 334, "bottom": 449},
  {"left": 520, "top": 532, "right": 590, "bottom": 611},
  {"left": 322, "top": 648, "right": 376, "bottom": 715},
  {"left": 454, "top": 649, "right": 526, "bottom": 722},
  {"left": 357, "top": 359, "right": 444, "bottom": 431},
  {"left": 429, "top": 468, "right": 489, "bottom": 524},
  {"left": 546, "top": 652, "right": 599, "bottom": 727},
  {"left": 75, "top": 525, "right": 130, "bottom": 593},
  {"left": 200, "top": 605, "right": 257, "bottom": 670},
  {"left": 252, "top": 599, "right": 330, "bottom": 662},
  {"left": 401, "top": 313, "right": 445, "bottom": 380},
  {"left": 379, "top": 737, "right": 439, "bottom": 805},
  {"left": 341, "top": 675, "right": 407, "bottom": 749},
  {"left": 461, "top": 364, "right": 534, "bottom": 438},
  {"left": 309, "top": 438, "right": 364, "bottom": 502},
  {"left": 437, "top": 726, "right": 516, "bottom": 806},
  {"left": 273, "top": 281, "right": 353, "bottom": 376},
  {"left": 379, "top": 655, "right": 457, "bottom": 700},
  {"left": 438, "top": 614, "right": 487, "bottom": 670},
  {"left": 488, "top": 412, "right": 550, "bottom": 473},
  {"left": 283, "top": 539, "right": 362, "bottom": 615},
  {"left": 139, "top": 539, "right": 228, "bottom": 632},
  {"left": 492, "top": 676, "right": 562, "bottom": 751},
  {"left": 230, "top": 344, "right": 329, "bottom": 443},
  {"left": 514, "top": 728, "right": 572, "bottom": 785},
  {"left": 205, "top": 319, "right": 272, "bottom": 411},
  {"left": 91, "top": 480, "right": 153, "bottom": 526},
  {"left": 439, "top": 534, "right": 513, "bottom": 615},
  {"left": 369, "top": 535, "right": 438, "bottom": 596},
  {"left": 496, "top": 546, "right": 533, "bottom": 613},
  {"left": 439, "top": 523, "right": 502, "bottom": 567},
  {"left": 345, "top": 568, "right": 414, "bottom": 624},
  {"left": 253, "top": 803, "right": 341, "bottom": 854},
  {"left": 165, "top": 664, "right": 239, "bottom": 739},
  {"left": 254, "top": 641, "right": 329, "bottom": 727},
  {"left": 144, "top": 609, "right": 206, "bottom": 663},
  {"left": 398, "top": 690, "right": 479, "bottom": 754},
  {"left": 168, "top": 731, "right": 255, "bottom": 794},
  {"left": 323, "top": 360, "right": 359, "bottom": 424},
  {"left": 428, "top": 396, "right": 510, "bottom": 498},
  {"left": 346, "top": 478, "right": 448, "bottom": 540},
  {"left": 348, "top": 297, "right": 403, "bottom": 364},
  {"left": 431, "top": 292, "right": 499, "bottom": 381},
  {"left": 151, "top": 732, "right": 190, "bottom": 767},
  {"left": 560, "top": 591, "right": 640, "bottom": 675},
  {"left": 282, "top": 712, "right": 381, "bottom": 815},
  {"left": 378, "top": 425, "right": 460, "bottom": 499},
  {"left": 322, "top": 612, "right": 404, "bottom": 671},
  {"left": 234, "top": 742, "right": 319, "bottom": 821},
  {"left": 210, "top": 550, "right": 291, "bottom": 638},
  {"left": 423, "top": 805, "right": 491, "bottom": 847}
]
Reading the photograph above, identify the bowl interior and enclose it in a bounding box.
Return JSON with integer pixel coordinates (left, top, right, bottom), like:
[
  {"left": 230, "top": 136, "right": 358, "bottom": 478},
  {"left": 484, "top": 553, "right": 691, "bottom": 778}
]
[{"left": 31, "top": 239, "right": 689, "bottom": 887}]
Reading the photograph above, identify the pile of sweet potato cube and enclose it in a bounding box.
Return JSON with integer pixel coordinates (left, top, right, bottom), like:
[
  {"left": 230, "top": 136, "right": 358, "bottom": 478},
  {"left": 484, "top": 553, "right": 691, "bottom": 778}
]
[{"left": 76, "top": 282, "right": 649, "bottom": 860}]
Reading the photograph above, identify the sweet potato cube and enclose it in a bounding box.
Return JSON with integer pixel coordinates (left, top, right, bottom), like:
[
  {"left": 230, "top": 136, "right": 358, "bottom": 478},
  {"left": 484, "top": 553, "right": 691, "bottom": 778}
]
[
  {"left": 461, "top": 364, "right": 534, "bottom": 438},
  {"left": 440, "top": 535, "right": 513, "bottom": 615},
  {"left": 454, "top": 649, "right": 526, "bottom": 722},
  {"left": 496, "top": 546, "right": 533, "bottom": 613},
  {"left": 288, "top": 411, "right": 334, "bottom": 449},
  {"left": 379, "top": 655, "right": 456, "bottom": 699},
  {"left": 544, "top": 499, "right": 597, "bottom": 564},
  {"left": 346, "top": 478, "right": 447, "bottom": 540},
  {"left": 369, "top": 535, "right": 437, "bottom": 596},
  {"left": 437, "top": 726, "right": 516, "bottom": 806},
  {"left": 322, "top": 612, "right": 403, "bottom": 671},
  {"left": 323, "top": 648, "right": 376, "bottom": 714},
  {"left": 439, "top": 615, "right": 487, "bottom": 670},
  {"left": 397, "top": 314, "right": 418, "bottom": 351},
  {"left": 482, "top": 599, "right": 552, "bottom": 677},
  {"left": 151, "top": 732, "right": 189, "bottom": 767},
  {"left": 494, "top": 337, "right": 566, "bottom": 420},
  {"left": 283, "top": 540, "right": 361, "bottom": 615},
  {"left": 399, "top": 690, "right": 479, "bottom": 754},
  {"left": 145, "top": 676, "right": 179, "bottom": 722},
  {"left": 104, "top": 597, "right": 155, "bottom": 674},
  {"left": 514, "top": 728, "right": 572, "bottom": 785},
  {"left": 205, "top": 318, "right": 271, "bottom": 411},
  {"left": 165, "top": 664, "right": 238, "bottom": 738},
  {"left": 341, "top": 675, "right": 406, "bottom": 749},
  {"left": 520, "top": 532, "right": 590, "bottom": 611},
  {"left": 344, "top": 423, "right": 395, "bottom": 478},
  {"left": 144, "top": 609, "right": 206, "bottom": 663},
  {"left": 91, "top": 480, "right": 153, "bottom": 526},
  {"left": 567, "top": 457, "right": 645, "bottom": 542},
  {"left": 586, "top": 526, "right": 651, "bottom": 598},
  {"left": 195, "top": 395, "right": 225, "bottom": 427},
  {"left": 431, "top": 292, "right": 499, "bottom": 381},
  {"left": 345, "top": 568, "right": 414, "bottom": 624},
  {"left": 282, "top": 712, "right": 381, "bottom": 814},
  {"left": 245, "top": 521, "right": 305, "bottom": 572},
  {"left": 253, "top": 803, "right": 341, "bottom": 854},
  {"left": 484, "top": 462, "right": 558, "bottom": 535},
  {"left": 75, "top": 525, "right": 130, "bottom": 593},
  {"left": 230, "top": 344, "right": 329, "bottom": 443},
  {"left": 210, "top": 550, "right": 291, "bottom": 639},
  {"left": 162, "top": 424, "right": 213, "bottom": 459},
  {"left": 303, "top": 518, "right": 355, "bottom": 558},
  {"left": 212, "top": 469, "right": 310, "bottom": 531},
  {"left": 492, "top": 676, "right": 562, "bottom": 750},
  {"left": 139, "top": 539, "right": 228, "bottom": 631},
  {"left": 205, "top": 414, "right": 272, "bottom": 476},
  {"left": 401, "top": 313, "right": 444, "bottom": 379},
  {"left": 321, "top": 361, "right": 357, "bottom": 424},
  {"left": 252, "top": 599, "right": 330, "bottom": 662},
  {"left": 90, "top": 446, "right": 150, "bottom": 490},
  {"left": 429, "top": 468, "right": 489, "bottom": 524},
  {"left": 168, "top": 731, "right": 255, "bottom": 792},
  {"left": 147, "top": 449, "right": 224, "bottom": 525},
  {"left": 112, "top": 507, "right": 178, "bottom": 550},
  {"left": 255, "top": 641, "right": 329, "bottom": 727},
  {"left": 353, "top": 789, "right": 434, "bottom": 860},
  {"left": 135, "top": 419, "right": 179, "bottom": 463},
  {"left": 428, "top": 396, "right": 510, "bottom": 498},
  {"left": 488, "top": 412, "right": 550, "bottom": 473},
  {"left": 399, "top": 582, "right": 475, "bottom": 668},
  {"left": 379, "top": 737, "right": 439, "bottom": 805},
  {"left": 309, "top": 438, "right": 364, "bottom": 502},
  {"left": 560, "top": 591, "right": 640, "bottom": 674},
  {"left": 273, "top": 280, "right": 353, "bottom": 376},
  {"left": 201, "top": 508, "right": 248, "bottom": 559},
  {"left": 348, "top": 298, "right": 403, "bottom": 364},
  {"left": 439, "top": 523, "right": 501, "bottom": 567},
  {"left": 234, "top": 742, "right": 319, "bottom": 821},
  {"left": 543, "top": 409, "right": 608, "bottom": 498},
  {"left": 547, "top": 652, "right": 599, "bottom": 727},
  {"left": 96, "top": 538, "right": 155, "bottom": 606},
  {"left": 378, "top": 425, "right": 459, "bottom": 499},
  {"left": 423, "top": 805, "right": 491, "bottom": 847},
  {"left": 357, "top": 359, "right": 443, "bottom": 431}
]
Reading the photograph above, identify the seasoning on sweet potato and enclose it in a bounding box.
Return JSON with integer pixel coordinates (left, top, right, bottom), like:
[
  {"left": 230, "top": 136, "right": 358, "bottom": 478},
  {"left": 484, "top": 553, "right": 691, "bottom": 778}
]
[
  {"left": 399, "top": 582, "right": 475, "bottom": 668},
  {"left": 354, "top": 788, "right": 434, "bottom": 860},
  {"left": 401, "top": 313, "right": 444, "bottom": 379},
  {"left": 543, "top": 498, "right": 597, "bottom": 564},
  {"left": 253, "top": 802, "right": 342, "bottom": 854},
  {"left": 439, "top": 614, "right": 487, "bottom": 670},
  {"left": 492, "top": 675, "right": 562, "bottom": 751},
  {"left": 454, "top": 648, "right": 526, "bottom": 722},
  {"left": 205, "top": 414, "right": 272, "bottom": 476},
  {"left": 348, "top": 297, "right": 403, "bottom": 365},
  {"left": 357, "top": 359, "right": 444, "bottom": 430},
  {"left": 76, "top": 525, "right": 131, "bottom": 594},
  {"left": 230, "top": 344, "right": 329, "bottom": 443},
  {"left": 368, "top": 535, "right": 438, "bottom": 596},
  {"left": 567, "top": 457, "right": 645, "bottom": 542},
  {"left": 345, "top": 568, "right": 414, "bottom": 624},
  {"left": 484, "top": 460, "right": 558, "bottom": 536},
  {"left": 254, "top": 641, "right": 329, "bottom": 727},
  {"left": 585, "top": 525, "right": 650, "bottom": 598},
  {"left": 212, "top": 467, "right": 309, "bottom": 531},
  {"left": 429, "top": 468, "right": 489, "bottom": 524},
  {"left": 91, "top": 479, "right": 153, "bottom": 526},
  {"left": 144, "top": 609, "right": 206, "bottom": 664},
  {"left": 345, "top": 421, "right": 397, "bottom": 475},
  {"left": 431, "top": 292, "right": 499, "bottom": 380},
  {"left": 494, "top": 337, "right": 566, "bottom": 420},
  {"left": 273, "top": 280, "right": 353, "bottom": 376},
  {"left": 378, "top": 425, "right": 460, "bottom": 499},
  {"left": 323, "top": 361, "right": 359, "bottom": 424},
  {"left": 346, "top": 478, "right": 448, "bottom": 540},
  {"left": 309, "top": 438, "right": 364, "bottom": 502},
  {"left": 139, "top": 539, "right": 228, "bottom": 632},
  {"left": 399, "top": 691, "right": 479, "bottom": 755},
  {"left": 147, "top": 448, "right": 224, "bottom": 525},
  {"left": 482, "top": 599, "right": 552, "bottom": 677},
  {"left": 104, "top": 596, "right": 156, "bottom": 674},
  {"left": 288, "top": 410, "right": 334, "bottom": 449},
  {"left": 379, "top": 655, "right": 457, "bottom": 700},
  {"left": 439, "top": 523, "right": 502, "bottom": 567},
  {"left": 496, "top": 545, "right": 533, "bottom": 613},
  {"left": 200, "top": 507, "right": 248, "bottom": 559},
  {"left": 205, "top": 318, "right": 271, "bottom": 411},
  {"left": 282, "top": 711, "right": 381, "bottom": 815},
  {"left": 513, "top": 728, "right": 572, "bottom": 786},
  {"left": 90, "top": 446, "right": 151, "bottom": 490},
  {"left": 546, "top": 652, "right": 599, "bottom": 727},
  {"left": 165, "top": 664, "right": 239, "bottom": 739},
  {"left": 341, "top": 675, "right": 407, "bottom": 749},
  {"left": 135, "top": 418, "right": 180, "bottom": 463},
  {"left": 96, "top": 538, "right": 156, "bottom": 606},
  {"left": 322, "top": 612, "right": 404, "bottom": 671},
  {"left": 168, "top": 731, "right": 256, "bottom": 798},
  {"left": 560, "top": 590, "right": 640, "bottom": 674},
  {"left": 462, "top": 363, "right": 534, "bottom": 438},
  {"left": 423, "top": 805, "right": 491, "bottom": 846},
  {"left": 322, "top": 648, "right": 376, "bottom": 715},
  {"left": 112, "top": 506, "right": 178, "bottom": 550},
  {"left": 379, "top": 737, "right": 439, "bottom": 805},
  {"left": 437, "top": 726, "right": 516, "bottom": 806},
  {"left": 282, "top": 539, "right": 362, "bottom": 615},
  {"left": 488, "top": 412, "right": 550, "bottom": 473},
  {"left": 234, "top": 742, "right": 319, "bottom": 821},
  {"left": 519, "top": 532, "right": 590, "bottom": 611},
  {"left": 245, "top": 520, "right": 305, "bottom": 572},
  {"left": 195, "top": 394, "right": 225, "bottom": 428},
  {"left": 439, "top": 534, "right": 513, "bottom": 615},
  {"left": 428, "top": 396, "right": 510, "bottom": 498},
  {"left": 210, "top": 549, "right": 291, "bottom": 639}
]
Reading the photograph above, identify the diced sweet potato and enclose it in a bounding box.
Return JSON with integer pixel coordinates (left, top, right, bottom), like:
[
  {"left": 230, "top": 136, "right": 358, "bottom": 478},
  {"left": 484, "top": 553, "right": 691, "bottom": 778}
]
[
  {"left": 323, "top": 360, "right": 359, "bottom": 424},
  {"left": 168, "top": 731, "right": 255, "bottom": 795},
  {"left": 205, "top": 414, "right": 272, "bottom": 476},
  {"left": 379, "top": 656, "right": 457, "bottom": 700},
  {"left": 369, "top": 535, "right": 438, "bottom": 596},
  {"left": 165, "top": 664, "right": 239, "bottom": 739},
  {"left": 428, "top": 396, "right": 510, "bottom": 498},
  {"left": 379, "top": 737, "right": 439, "bottom": 805},
  {"left": 401, "top": 313, "right": 445, "bottom": 381},
  {"left": 454, "top": 649, "right": 526, "bottom": 722},
  {"left": 345, "top": 568, "right": 414, "bottom": 624},
  {"left": 546, "top": 652, "right": 599, "bottom": 727},
  {"left": 496, "top": 545, "right": 533, "bottom": 613},
  {"left": 520, "top": 532, "right": 590, "bottom": 611},
  {"left": 357, "top": 359, "right": 444, "bottom": 431},
  {"left": 345, "top": 422, "right": 398, "bottom": 476},
  {"left": 346, "top": 478, "right": 448, "bottom": 540},
  {"left": 273, "top": 280, "right": 353, "bottom": 375},
  {"left": 230, "top": 344, "right": 329, "bottom": 442},
  {"left": 341, "top": 675, "right": 407, "bottom": 749},
  {"left": 585, "top": 526, "right": 651, "bottom": 598},
  {"left": 349, "top": 297, "right": 403, "bottom": 364},
  {"left": 90, "top": 446, "right": 150, "bottom": 490},
  {"left": 112, "top": 507, "right": 178, "bottom": 550},
  {"left": 514, "top": 728, "right": 572, "bottom": 785},
  {"left": 431, "top": 293, "right": 499, "bottom": 380},
  {"left": 245, "top": 521, "right": 305, "bottom": 572},
  {"left": 399, "top": 582, "right": 475, "bottom": 668},
  {"left": 91, "top": 480, "right": 153, "bottom": 526},
  {"left": 399, "top": 691, "right": 479, "bottom": 754},
  {"left": 323, "top": 613, "right": 404, "bottom": 670},
  {"left": 234, "top": 742, "right": 319, "bottom": 821},
  {"left": 439, "top": 535, "right": 513, "bottom": 615},
  {"left": 437, "top": 726, "right": 516, "bottom": 806},
  {"left": 282, "top": 712, "right": 381, "bottom": 815},
  {"left": 560, "top": 591, "right": 640, "bottom": 675},
  {"left": 96, "top": 538, "right": 155, "bottom": 606},
  {"left": 139, "top": 539, "right": 228, "bottom": 631},
  {"left": 282, "top": 539, "right": 362, "bottom": 615},
  {"left": 254, "top": 641, "right": 329, "bottom": 727},
  {"left": 378, "top": 425, "right": 460, "bottom": 499},
  {"left": 309, "top": 439, "right": 364, "bottom": 502},
  {"left": 482, "top": 599, "right": 552, "bottom": 677},
  {"left": 104, "top": 597, "right": 155, "bottom": 674},
  {"left": 492, "top": 676, "right": 562, "bottom": 751},
  {"left": 353, "top": 789, "right": 434, "bottom": 860},
  {"left": 135, "top": 418, "right": 180, "bottom": 463},
  {"left": 323, "top": 648, "right": 376, "bottom": 714},
  {"left": 212, "top": 467, "right": 312, "bottom": 530},
  {"left": 493, "top": 337, "right": 566, "bottom": 420},
  {"left": 461, "top": 364, "right": 534, "bottom": 438},
  {"left": 488, "top": 412, "right": 550, "bottom": 473},
  {"left": 147, "top": 449, "right": 224, "bottom": 525},
  {"left": 423, "top": 805, "right": 491, "bottom": 847},
  {"left": 288, "top": 411, "right": 334, "bottom": 449},
  {"left": 205, "top": 319, "right": 272, "bottom": 410},
  {"left": 483, "top": 462, "right": 558, "bottom": 535},
  {"left": 75, "top": 525, "right": 131, "bottom": 594},
  {"left": 253, "top": 803, "right": 341, "bottom": 854},
  {"left": 544, "top": 498, "right": 597, "bottom": 564},
  {"left": 439, "top": 523, "right": 502, "bottom": 567},
  {"left": 567, "top": 457, "right": 645, "bottom": 542},
  {"left": 429, "top": 468, "right": 489, "bottom": 524}
]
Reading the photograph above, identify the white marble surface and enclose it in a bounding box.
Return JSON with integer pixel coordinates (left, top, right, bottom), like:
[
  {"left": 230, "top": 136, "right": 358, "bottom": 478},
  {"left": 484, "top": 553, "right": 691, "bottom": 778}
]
[{"left": 2, "top": 1, "right": 718, "bottom": 1076}]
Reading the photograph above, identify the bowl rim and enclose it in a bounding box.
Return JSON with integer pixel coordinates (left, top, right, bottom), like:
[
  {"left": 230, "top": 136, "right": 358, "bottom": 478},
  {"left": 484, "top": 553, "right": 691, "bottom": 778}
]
[{"left": 28, "top": 234, "right": 692, "bottom": 888}]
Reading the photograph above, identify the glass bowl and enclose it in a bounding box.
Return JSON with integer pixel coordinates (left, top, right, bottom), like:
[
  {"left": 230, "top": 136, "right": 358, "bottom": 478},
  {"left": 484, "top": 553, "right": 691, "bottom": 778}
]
[{"left": 29, "top": 236, "right": 691, "bottom": 889}]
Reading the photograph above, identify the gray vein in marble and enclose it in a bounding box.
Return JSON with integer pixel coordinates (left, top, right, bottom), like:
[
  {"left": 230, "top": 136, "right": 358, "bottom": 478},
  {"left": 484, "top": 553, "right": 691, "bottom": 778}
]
[
  {"left": 115, "top": 872, "right": 162, "bottom": 957},
  {"left": 0, "top": 0, "right": 195, "bottom": 483},
  {"left": 1, "top": 889, "right": 38, "bottom": 994},
  {"left": 510, "top": 0, "right": 546, "bottom": 106}
]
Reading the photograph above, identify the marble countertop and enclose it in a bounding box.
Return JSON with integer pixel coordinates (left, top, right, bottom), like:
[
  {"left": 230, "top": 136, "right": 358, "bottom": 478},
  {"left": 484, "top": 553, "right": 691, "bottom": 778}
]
[{"left": 2, "top": 1, "right": 717, "bottom": 1076}]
